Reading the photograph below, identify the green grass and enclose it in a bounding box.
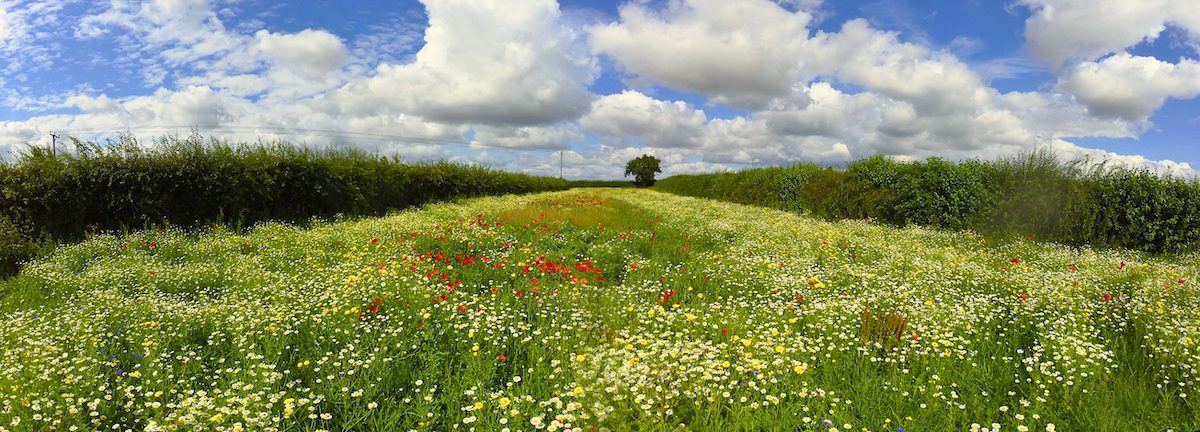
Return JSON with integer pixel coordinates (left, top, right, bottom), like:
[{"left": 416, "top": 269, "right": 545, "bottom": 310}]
[{"left": 0, "top": 189, "right": 1197, "bottom": 431}]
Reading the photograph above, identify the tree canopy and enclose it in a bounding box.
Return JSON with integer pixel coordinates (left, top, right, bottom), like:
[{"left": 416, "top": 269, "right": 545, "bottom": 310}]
[{"left": 624, "top": 154, "right": 662, "bottom": 188}]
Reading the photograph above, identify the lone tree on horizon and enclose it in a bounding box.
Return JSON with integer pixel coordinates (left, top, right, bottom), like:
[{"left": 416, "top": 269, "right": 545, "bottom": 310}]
[{"left": 624, "top": 154, "right": 662, "bottom": 188}]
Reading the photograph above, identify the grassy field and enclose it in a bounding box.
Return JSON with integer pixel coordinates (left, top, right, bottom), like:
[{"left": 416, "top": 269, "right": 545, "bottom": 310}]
[{"left": 1, "top": 189, "right": 1197, "bottom": 431}]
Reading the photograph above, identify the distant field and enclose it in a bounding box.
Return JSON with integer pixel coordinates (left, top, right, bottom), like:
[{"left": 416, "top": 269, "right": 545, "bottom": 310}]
[
  {"left": 566, "top": 180, "right": 634, "bottom": 188},
  {"left": 1, "top": 189, "right": 1197, "bottom": 431}
]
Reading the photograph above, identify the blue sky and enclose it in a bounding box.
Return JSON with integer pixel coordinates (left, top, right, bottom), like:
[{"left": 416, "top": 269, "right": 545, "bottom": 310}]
[{"left": 0, "top": 0, "right": 1197, "bottom": 178}]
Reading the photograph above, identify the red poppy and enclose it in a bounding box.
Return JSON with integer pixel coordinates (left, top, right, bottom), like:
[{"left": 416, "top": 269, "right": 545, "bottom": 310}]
[
  {"left": 1011, "top": 257, "right": 1020, "bottom": 264},
  {"left": 515, "top": 290, "right": 524, "bottom": 298},
  {"left": 497, "top": 354, "right": 507, "bottom": 362},
  {"left": 1068, "top": 263, "right": 1078, "bottom": 272},
  {"left": 1179, "top": 279, "right": 1186, "bottom": 285},
  {"left": 795, "top": 294, "right": 804, "bottom": 303},
  {"left": 374, "top": 297, "right": 384, "bottom": 305},
  {"left": 629, "top": 263, "right": 637, "bottom": 270},
  {"left": 1102, "top": 292, "right": 1112, "bottom": 302},
  {"left": 1019, "top": 293, "right": 1028, "bottom": 301},
  {"left": 369, "top": 304, "right": 380, "bottom": 313},
  {"left": 149, "top": 271, "right": 156, "bottom": 276},
  {"left": 721, "top": 328, "right": 728, "bottom": 335},
  {"left": 911, "top": 333, "right": 919, "bottom": 341},
  {"left": 370, "top": 238, "right": 379, "bottom": 245},
  {"left": 457, "top": 305, "right": 467, "bottom": 313},
  {"left": 1119, "top": 261, "right": 1126, "bottom": 270}
]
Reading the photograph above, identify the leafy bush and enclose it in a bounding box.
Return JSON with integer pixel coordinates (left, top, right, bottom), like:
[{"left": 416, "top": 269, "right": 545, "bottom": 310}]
[
  {"left": 1078, "top": 168, "right": 1200, "bottom": 252},
  {"left": 0, "top": 134, "right": 568, "bottom": 276},
  {"left": 0, "top": 215, "right": 30, "bottom": 276},
  {"left": 655, "top": 151, "right": 1200, "bottom": 253}
]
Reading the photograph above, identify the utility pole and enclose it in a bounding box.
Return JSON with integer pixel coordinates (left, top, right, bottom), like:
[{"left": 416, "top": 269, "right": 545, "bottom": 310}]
[{"left": 50, "top": 132, "right": 58, "bottom": 157}]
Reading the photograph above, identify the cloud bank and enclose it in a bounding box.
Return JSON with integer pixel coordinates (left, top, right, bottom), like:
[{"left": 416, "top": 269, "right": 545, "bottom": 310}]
[{"left": 0, "top": 0, "right": 1197, "bottom": 178}]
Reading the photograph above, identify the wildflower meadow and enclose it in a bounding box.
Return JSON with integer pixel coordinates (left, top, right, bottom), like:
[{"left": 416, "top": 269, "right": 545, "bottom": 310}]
[{"left": 1, "top": 189, "right": 1197, "bottom": 431}]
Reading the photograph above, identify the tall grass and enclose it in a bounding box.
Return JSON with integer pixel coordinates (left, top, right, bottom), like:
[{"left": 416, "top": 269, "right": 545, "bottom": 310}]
[
  {"left": 655, "top": 150, "right": 1200, "bottom": 253},
  {"left": 0, "top": 134, "right": 568, "bottom": 276}
]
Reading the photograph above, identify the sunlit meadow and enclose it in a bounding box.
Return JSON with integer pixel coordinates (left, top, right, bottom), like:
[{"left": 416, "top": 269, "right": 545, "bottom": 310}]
[{"left": 1, "top": 189, "right": 1197, "bottom": 431}]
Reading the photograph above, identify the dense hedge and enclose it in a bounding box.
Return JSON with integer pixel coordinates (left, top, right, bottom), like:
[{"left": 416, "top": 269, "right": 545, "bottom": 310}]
[
  {"left": 0, "top": 136, "right": 568, "bottom": 275},
  {"left": 655, "top": 151, "right": 1200, "bottom": 253}
]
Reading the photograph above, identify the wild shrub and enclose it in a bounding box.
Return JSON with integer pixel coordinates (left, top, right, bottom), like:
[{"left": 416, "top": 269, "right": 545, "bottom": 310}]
[
  {"left": 654, "top": 151, "right": 1200, "bottom": 253},
  {"left": 889, "top": 158, "right": 993, "bottom": 229},
  {"left": 860, "top": 307, "right": 910, "bottom": 350},
  {"left": 1080, "top": 167, "right": 1200, "bottom": 252},
  {"left": 0, "top": 215, "right": 29, "bottom": 277}
]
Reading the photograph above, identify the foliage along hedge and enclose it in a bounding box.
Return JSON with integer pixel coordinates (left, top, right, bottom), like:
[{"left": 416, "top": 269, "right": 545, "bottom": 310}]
[
  {"left": 655, "top": 151, "right": 1200, "bottom": 254},
  {"left": 0, "top": 135, "right": 568, "bottom": 276}
]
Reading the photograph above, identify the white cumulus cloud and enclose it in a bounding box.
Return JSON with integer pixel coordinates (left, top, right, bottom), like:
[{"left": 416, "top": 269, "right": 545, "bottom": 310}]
[
  {"left": 580, "top": 91, "right": 707, "bottom": 148},
  {"left": 1017, "top": 0, "right": 1200, "bottom": 67},
  {"left": 589, "top": 0, "right": 813, "bottom": 109},
  {"left": 254, "top": 29, "right": 348, "bottom": 79},
  {"left": 1058, "top": 53, "right": 1200, "bottom": 123},
  {"left": 0, "top": 7, "right": 10, "bottom": 43},
  {"left": 330, "top": 0, "right": 597, "bottom": 127}
]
